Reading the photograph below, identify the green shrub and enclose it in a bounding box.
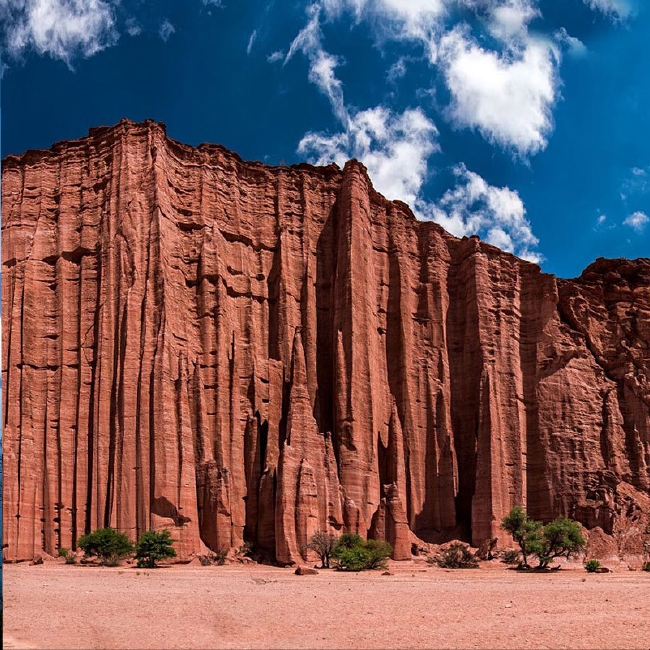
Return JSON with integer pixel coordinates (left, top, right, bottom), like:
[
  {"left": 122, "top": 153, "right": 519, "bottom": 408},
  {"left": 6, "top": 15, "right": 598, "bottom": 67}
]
[
  {"left": 331, "top": 534, "right": 391, "bottom": 571},
  {"left": 334, "top": 545, "right": 371, "bottom": 571},
  {"left": 364, "top": 539, "right": 392, "bottom": 570},
  {"left": 432, "top": 542, "right": 479, "bottom": 569},
  {"left": 585, "top": 559, "right": 601, "bottom": 573},
  {"left": 57, "top": 547, "right": 70, "bottom": 558},
  {"left": 77, "top": 528, "right": 134, "bottom": 566},
  {"left": 335, "top": 533, "right": 364, "bottom": 551},
  {"left": 135, "top": 530, "right": 177, "bottom": 568}
]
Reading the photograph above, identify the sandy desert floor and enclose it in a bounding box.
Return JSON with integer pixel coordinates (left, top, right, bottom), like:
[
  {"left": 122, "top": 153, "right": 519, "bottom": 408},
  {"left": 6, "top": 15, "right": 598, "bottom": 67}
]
[{"left": 3, "top": 559, "right": 649, "bottom": 649}]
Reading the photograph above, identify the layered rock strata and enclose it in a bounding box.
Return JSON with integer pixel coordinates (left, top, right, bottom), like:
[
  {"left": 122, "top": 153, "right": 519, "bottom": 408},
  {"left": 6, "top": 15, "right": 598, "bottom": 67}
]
[{"left": 3, "top": 120, "right": 649, "bottom": 563}]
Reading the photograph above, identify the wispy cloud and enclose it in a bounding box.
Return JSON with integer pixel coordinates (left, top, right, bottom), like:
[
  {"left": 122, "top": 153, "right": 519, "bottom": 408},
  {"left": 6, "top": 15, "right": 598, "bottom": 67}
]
[
  {"left": 621, "top": 165, "right": 649, "bottom": 200},
  {"left": 554, "top": 28, "right": 587, "bottom": 58},
  {"left": 593, "top": 213, "right": 616, "bottom": 232},
  {"left": 247, "top": 29, "right": 257, "bottom": 55},
  {"left": 286, "top": 5, "right": 348, "bottom": 123},
  {"left": 1, "top": 0, "right": 118, "bottom": 66},
  {"left": 125, "top": 17, "right": 141, "bottom": 38},
  {"left": 623, "top": 211, "right": 649, "bottom": 232},
  {"left": 159, "top": 19, "right": 175, "bottom": 42},
  {"left": 421, "top": 164, "right": 542, "bottom": 263},
  {"left": 267, "top": 50, "right": 284, "bottom": 63},
  {"left": 583, "top": 0, "right": 633, "bottom": 20}
]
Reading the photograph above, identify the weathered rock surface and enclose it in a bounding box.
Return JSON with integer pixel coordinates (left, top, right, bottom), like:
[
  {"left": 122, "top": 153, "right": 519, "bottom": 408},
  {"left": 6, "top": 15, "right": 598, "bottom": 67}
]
[{"left": 2, "top": 119, "right": 649, "bottom": 563}]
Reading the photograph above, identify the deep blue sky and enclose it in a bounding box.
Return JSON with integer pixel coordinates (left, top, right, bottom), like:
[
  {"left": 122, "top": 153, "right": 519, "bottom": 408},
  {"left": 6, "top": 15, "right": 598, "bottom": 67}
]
[{"left": 1, "top": 0, "right": 648, "bottom": 277}]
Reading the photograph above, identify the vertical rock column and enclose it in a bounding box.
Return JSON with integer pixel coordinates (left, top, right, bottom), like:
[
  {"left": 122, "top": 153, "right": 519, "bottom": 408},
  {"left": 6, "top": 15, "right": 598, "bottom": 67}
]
[{"left": 332, "top": 161, "right": 386, "bottom": 536}]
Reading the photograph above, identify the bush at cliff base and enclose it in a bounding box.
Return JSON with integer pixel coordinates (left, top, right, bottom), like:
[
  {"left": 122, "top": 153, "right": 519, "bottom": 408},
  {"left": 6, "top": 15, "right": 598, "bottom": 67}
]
[
  {"left": 135, "top": 529, "right": 177, "bottom": 568},
  {"left": 77, "top": 528, "right": 134, "bottom": 566},
  {"left": 331, "top": 533, "right": 391, "bottom": 571},
  {"left": 500, "top": 507, "right": 585, "bottom": 569}
]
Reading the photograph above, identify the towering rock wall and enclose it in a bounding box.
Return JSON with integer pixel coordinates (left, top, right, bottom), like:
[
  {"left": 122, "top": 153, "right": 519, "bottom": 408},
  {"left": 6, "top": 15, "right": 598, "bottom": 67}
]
[{"left": 3, "top": 120, "right": 649, "bottom": 563}]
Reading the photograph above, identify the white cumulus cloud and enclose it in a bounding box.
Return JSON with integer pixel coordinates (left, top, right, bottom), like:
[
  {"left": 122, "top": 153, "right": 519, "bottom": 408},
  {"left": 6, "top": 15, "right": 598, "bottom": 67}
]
[
  {"left": 487, "top": 0, "right": 539, "bottom": 43},
  {"left": 1, "top": 0, "right": 118, "bottom": 65},
  {"left": 299, "top": 106, "right": 439, "bottom": 208},
  {"left": 623, "top": 211, "right": 649, "bottom": 232},
  {"left": 439, "top": 26, "right": 559, "bottom": 155}
]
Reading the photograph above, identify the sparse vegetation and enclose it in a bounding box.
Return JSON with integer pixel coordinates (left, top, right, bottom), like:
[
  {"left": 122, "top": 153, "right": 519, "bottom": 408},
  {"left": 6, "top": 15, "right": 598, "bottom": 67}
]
[
  {"left": 642, "top": 561, "right": 650, "bottom": 572},
  {"left": 58, "top": 546, "right": 77, "bottom": 564},
  {"left": 306, "top": 531, "right": 338, "bottom": 568},
  {"left": 500, "top": 507, "right": 586, "bottom": 570},
  {"left": 135, "top": 529, "right": 177, "bottom": 568},
  {"left": 431, "top": 542, "right": 479, "bottom": 569},
  {"left": 331, "top": 533, "right": 392, "bottom": 571},
  {"left": 501, "top": 549, "right": 522, "bottom": 566},
  {"left": 238, "top": 542, "right": 253, "bottom": 558},
  {"left": 585, "top": 559, "right": 601, "bottom": 573},
  {"left": 198, "top": 549, "right": 228, "bottom": 566},
  {"left": 77, "top": 528, "right": 134, "bottom": 566}
]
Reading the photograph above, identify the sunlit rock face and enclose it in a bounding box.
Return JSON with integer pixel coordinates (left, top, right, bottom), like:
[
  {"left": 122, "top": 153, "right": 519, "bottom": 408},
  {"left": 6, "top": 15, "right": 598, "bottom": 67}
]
[{"left": 3, "top": 120, "right": 649, "bottom": 563}]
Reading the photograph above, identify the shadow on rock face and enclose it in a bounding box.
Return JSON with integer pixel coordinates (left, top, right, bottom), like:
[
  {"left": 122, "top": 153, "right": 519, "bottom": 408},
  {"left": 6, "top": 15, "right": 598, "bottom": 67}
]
[{"left": 152, "top": 497, "right": 192, "bottom": 526}]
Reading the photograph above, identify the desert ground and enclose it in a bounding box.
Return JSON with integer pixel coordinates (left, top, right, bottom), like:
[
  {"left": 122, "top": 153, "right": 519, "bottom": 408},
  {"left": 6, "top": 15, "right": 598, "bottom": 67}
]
[{"left": 3, "top": 559, "right": 649, "bottom": 650}]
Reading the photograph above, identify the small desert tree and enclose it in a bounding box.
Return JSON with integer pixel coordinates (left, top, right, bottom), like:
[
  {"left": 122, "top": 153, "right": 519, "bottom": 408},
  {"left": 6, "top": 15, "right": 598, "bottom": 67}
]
[
  {"left": 501, "top": 507, "right": 586, "bottom": 569},
  {"left": 306, "top": 531, "right": 338, "bottom": 568},
  {"left": 78, "top": 528, "right": 134, "bottom": 566},
  {"left": 135, "top": 529, "right": 177, "bottom": 568},
  {"left": 537, "top": 516, "right": 585, "bottom": 569},
  {"left": 500, "top": 506, "right": 542, "bottom": 568}
]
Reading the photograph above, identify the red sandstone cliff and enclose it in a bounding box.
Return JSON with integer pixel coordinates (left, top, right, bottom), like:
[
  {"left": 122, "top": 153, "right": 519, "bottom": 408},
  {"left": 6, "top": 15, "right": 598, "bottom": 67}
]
[{"left": 3, "top": 120, "right": 649, "bottom": 563}]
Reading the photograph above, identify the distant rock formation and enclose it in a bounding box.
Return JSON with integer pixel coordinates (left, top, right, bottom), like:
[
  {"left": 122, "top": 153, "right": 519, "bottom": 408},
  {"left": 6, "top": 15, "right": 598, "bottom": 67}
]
[{"left": 2, "top": 120, "right": 649, "bottom": 563}]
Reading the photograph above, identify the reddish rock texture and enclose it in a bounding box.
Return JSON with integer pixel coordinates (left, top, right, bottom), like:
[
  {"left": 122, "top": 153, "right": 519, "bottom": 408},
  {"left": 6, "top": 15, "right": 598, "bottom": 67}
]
[{"left": 3, "top": 120, "right": 649, "bottom": 563}]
